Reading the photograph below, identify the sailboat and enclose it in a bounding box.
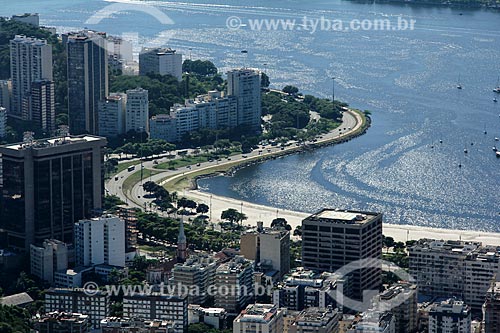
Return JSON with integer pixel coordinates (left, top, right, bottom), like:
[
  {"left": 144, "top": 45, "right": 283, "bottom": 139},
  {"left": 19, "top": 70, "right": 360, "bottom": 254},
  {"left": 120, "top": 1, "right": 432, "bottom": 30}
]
[
  {"left": 457, "top": 74, "right": 463, "bottom": 90},
  {"left": 494, "top": 76, "right": 500, "bottom": 93}
]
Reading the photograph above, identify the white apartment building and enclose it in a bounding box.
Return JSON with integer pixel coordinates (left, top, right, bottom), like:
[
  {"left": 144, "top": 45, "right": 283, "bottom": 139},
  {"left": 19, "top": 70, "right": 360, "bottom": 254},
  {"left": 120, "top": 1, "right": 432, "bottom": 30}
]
[
  {"left": 10, "top": 35, "right": 53, "bottom": 119},
  {"left": 44, "top": 288, "right": 110, "bottom": 329},
  {"left": 188, "top": 305, "right": 226, "bottom": 330},
  {"left": 0, "top": 107, "right": 6, "bottom": 138},
  {"left": 11, "top": 13, "right": 40, "bottom": 26},
  {"left": 126, "top": 88, "right": 149, "bottom": 133},
  {"left": 122, "top": 293, "right": 188, "bottom": 333},
  {"left": 409, "top": 239, "right": 500, "bottom": 311},
  {"left": 233, "top": 303, "right": 284, "bottom": 333},
  {"left": 30, "top": 239, "right": 68, "bottom": 284},
  {"left": 227, "top": 68, "right": 262, "bottom": 132},
  {"left": 347, "top": 311, "right": 395, "bottom": 333},
  {"left": 428, "top": 299, "right": 471, "bottom": 333},
  {"left": 74, "top": 215, "right": 125, "bottom": 268},
  {"left": 150, "top": 114, "right": 178, "bottom": 142},
  {"left": 214, "top": 255, "right": 254, "bottom": 313},
  {"left": 139, "top": 48, "right": 183, "bottom": 80},
  {"left": 172, "top": 254, "right": 218, "bottom": 305},
  {"left": 289, "top": 306, "right": 342, "bottom": 333},
  {"left": 0, "top": 80, "right": 11, "bottom": 114},
  {"left": 98, "top": 93, "right": 127, "bottom": 137}
]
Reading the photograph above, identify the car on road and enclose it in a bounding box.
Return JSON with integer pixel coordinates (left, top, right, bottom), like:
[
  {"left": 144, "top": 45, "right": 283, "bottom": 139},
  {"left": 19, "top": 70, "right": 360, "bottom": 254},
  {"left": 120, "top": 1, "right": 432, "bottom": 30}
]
[
  {"left": 115, "top": 176, "right": 119, "bottom": 181},
  {"left": 196, "top": 163, "right": 201, "bottom": 166}
]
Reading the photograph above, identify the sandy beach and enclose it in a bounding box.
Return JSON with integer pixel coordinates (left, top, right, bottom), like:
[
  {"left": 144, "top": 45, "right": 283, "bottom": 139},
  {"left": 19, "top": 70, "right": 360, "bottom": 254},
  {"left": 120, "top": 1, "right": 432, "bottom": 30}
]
[{"left": 187, "top": 189, "right": 500, "bottom": 246}]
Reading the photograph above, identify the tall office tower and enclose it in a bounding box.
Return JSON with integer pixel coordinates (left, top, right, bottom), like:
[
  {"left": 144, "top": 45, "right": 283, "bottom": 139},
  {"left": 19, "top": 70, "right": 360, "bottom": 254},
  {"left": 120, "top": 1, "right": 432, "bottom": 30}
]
[
  {"left": 301, "top": 209, "right": 383, "bottom": 301},
  {"left": 98, "top": 93, "right": 126, "bottom": 138},
  {"left": 227, "top": 68, "right": 262, "bottom": 132},
  {"left": 0, "top": 107, "right": 6, "bottom": 138},
  {"left": 484, "top": 282, "right": 500, "bottom": 333},
  {"left": 233, "top": 304, "right": 284, "bottom": 333},
  {"left": 409, "top": 239, "right": 500, "bottom": 311},
  {"left": 74, "top": 215, "right": 125, "bottom": 267},
  {"left": 30, "top": 239, "right": 69, "bottom": 284},
  {"left": 125, "top": 88, "right": 149, "bottom": 134},
  {"left": 428, "top": 299, "right": 471, "bottom": 333},
  {"left": 10, "top": 35, "right": 53, "bottom": 119},
  {"left": 67, "top": 33, "right": 109, "bottom": 135},
  {"left": 44, "top": 288, "right": 110, "bottom": 329},
  {"left": 240, "top": 224, "right": 291, "bottom": 278},
  {"left": 0, "top": 135, "right": 107, "bottom": 251},
  {"left": 122, "top": 293, "right": 188, "bottom": 333},
  {"left": 29, "top": 80, "right": 56, "bottom": 133},
  {"left": 139, "top": 48, "right": 182, "bottom": 81},
  {"left": 214, "top": 256, "right": 254, "bottom": 313},
  {"left": 0, "top": 80, "right": 11, "bottom": 114}
]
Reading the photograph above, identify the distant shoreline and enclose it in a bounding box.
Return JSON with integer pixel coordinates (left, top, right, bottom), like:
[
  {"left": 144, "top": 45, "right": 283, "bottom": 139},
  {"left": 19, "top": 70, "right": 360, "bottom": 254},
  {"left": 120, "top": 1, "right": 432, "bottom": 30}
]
[{"left": 346, "top": 0, "right": 500, "bottom": 10}]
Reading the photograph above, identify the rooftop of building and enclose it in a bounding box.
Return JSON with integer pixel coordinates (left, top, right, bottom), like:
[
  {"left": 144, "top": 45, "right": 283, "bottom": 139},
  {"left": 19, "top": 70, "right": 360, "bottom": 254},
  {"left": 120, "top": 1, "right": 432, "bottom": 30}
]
[
  {"left": 486, "top": 282, "right": 500, "bottom": 300},
  {"left": 304, "top": 209, "right": 381, "bottom": 225},
  {"left": 46, "top": 288, "right": 108, "bottom": 297},
  {"left": 173, "top": 253, "right": 218, "bottom": 270},
  {"left": 430, "top": 299, "right": 470, "bottom": 315},
  {"left": 216, "top": 256, "right": 252, "bottom": 274},
  {"left": 236, "top": 304, "right": 280, "bottom": 323},
  {"left": 0, "top": 292, "right": 34, "bottom": 307},
  {"left": 37, "top": 312, "right": 88, "bottom": 324},
  {"left": 293, "top": 307, "right": 339, "bottom": 326},
  {"left": 0, "top": 135, "right": 106, "bottom": 153},
  {"left": 410, "top": 239, "right": 500, "bottom": 260},
  {"left": 379, "top": 282, "right": 417, "bottom": 300},
  {"left": 11, "top": 34, "right": 46, "bottom": 44},
  {"left": 141, "top": 47, "right": 178, "bottom": 55},
  {"left": 100, "top": 317, "right": 174, "bottom": 328}
]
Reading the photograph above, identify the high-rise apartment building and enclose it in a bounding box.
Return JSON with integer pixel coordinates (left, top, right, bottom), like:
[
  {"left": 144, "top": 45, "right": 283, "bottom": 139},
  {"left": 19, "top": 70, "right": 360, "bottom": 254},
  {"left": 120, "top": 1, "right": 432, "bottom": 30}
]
[
  {"left": 289, "top": 307, "right": 342, "bottom": 333},
  {"left": 0, "top": 135, "right": 107, "bottom": 250},
  {"left": 227, "top": 68, "right": 262, "bottom": 132},
  {"left": 66, "top": 32, "right": 109, "bottom": 134},
  {"left": 98, "top": 93, "right": 127, "bottom": 137},
  {"left": 484, "top": 282, "right": 500, "bottom": 333},
  {"left": 0, "top": 107, "right": 6, "bottom": 138},
  {"left": 0, "top": 80, "right": 11, "bottom": 114},
  {"left": 214, "top": 256, "right": 254, "bottom": 313},
  {"left": 74, "top": 215, "right": 125, "bottom": 267},
  {"left": 126, "top": 88, "right": 149, "bottom": 134},
  {"left": 139, "top": 48, "right": 182, "bottom": 80},
  {"left": 30, "top": 239, "right": 68, "bottom": 284},
  {"left": 44, "top": 288, "right": 110, "bottom": 329},
  {"left": 240, "top": 224, "right": 290, "bottom": 278},
  {"left": 122, "top": 294, "right": 188, "bottom": 333},
  {"left": 10, "top": 35, "right": 53, "bottom": 119},
  {"left": 409, "top": 239, "right": 500, "bottom": 311},
  {"left": 428, "top": 299, "right": 471, "bottom": 333},
  {"left": 301, "top": 209, "right": 383, "bottom": 301},
  {"left": 378, "top": 282, "right": 418, "bottom": 333},
  {"left": 29, "top": 79, "right": 56, "bottom": 133},
  {"left": 233, "top": 303, "right": 284, "bottom": 333}
]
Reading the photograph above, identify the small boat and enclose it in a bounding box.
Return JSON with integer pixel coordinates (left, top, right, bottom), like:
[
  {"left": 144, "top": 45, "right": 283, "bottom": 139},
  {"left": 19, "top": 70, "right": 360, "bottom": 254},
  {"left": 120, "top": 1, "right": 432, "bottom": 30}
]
[
  {"left": 494, "top": 77, "right": 500, "bottom": 93},
  {"left": 494, "top": 97, "right": 498, "bottom": 103},
  {"left": 497, "top": 151, "right": 500, "bottom": 158},
  {"left": 493, "top": 146, "right": 498, "bottom": 152},
  {"left": 439, "top": 139, "right": 443, "bottom": 144},
  {"left": 495, "top": 137, "right": 499, "bottom": 141},
  {"left": 457, "top": 74, "right": 463, "bottom": 90},
  {"left": 464, "top": 148, "right": 468, "bottom": 154}
]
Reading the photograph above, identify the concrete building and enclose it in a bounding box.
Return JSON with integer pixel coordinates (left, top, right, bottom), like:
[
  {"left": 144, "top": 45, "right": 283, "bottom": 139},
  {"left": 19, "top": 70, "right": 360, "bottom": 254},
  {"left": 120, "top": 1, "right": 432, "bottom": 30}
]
[
  {"left": 98, "top": 93, "right": 127, "bottom": 137},
  {"left": 122, "top": 293, "right": 187, "bottom": 333},
  {"left": 172, "top": 254, "right": 218, "bottom": 305},
  {"left": 301, "top": 209, "right": 383, "bottom": 301},
  {"left": 428, "top": 299, "right": 471, "bottom": 333},
  {"left": 116, "top": 206, "right": 139, "bottom": 252},
  {"left": 30, "top": 239, "right": 68, "bottom": 284},
  {"left": 0, "top": 107, "right": 6, "bottom": 138},
  {"left": 34, "top": 312, "right": 90, "bottom": 333},
  {"left": 187, "top": 305, "right": 226, "bottom": 330},
  {"left": 126, "top": 88, "right": 149, "bottom": 134},
  {"left": 272, "top": 268, "right": 347, "bottom": 311},
  {"left": 44, "top": 288, "right": 110, "bottom": 329},
  {"left": 11, "top": 13, "right": 40, "bottom": 26},
  {"left": 66, "top": 32, "right": 109, "bottom": 134},
  {"left": 289, "top": 306, "right": 341, "bottom": 333},
  {"left": 347, "top": 311, "right": 395, "bottom": 333},
  {"left": 227, "top": 68, "right": 262, "bottom": 132},
  {"left": 74, "top": 215, "right": 125, "bottom": 267},
  {"left": 10, "top": 35, "right": 53, "bottom": 119},
  {"left": 101, "top": 317, "right": 175, "bottom": 332},
  {"left": 214, "top": 255, "right": 254, "bottom": 313},
  {"left": 29, "top": 79, "right": 56, "bottom": 132},
  {"left": 106, "top": 36, "right": 133, "bottom": 63},
  {"left": 240, "top": 224, "right": 290, "bottom": 278},
  {"left": 139, "top": 48, "right": 182, "bottom": 80},
  {"left": 233, "top": 303, "right": 284, "bottom": 333},
  {"left": 377, "top": 282, "right": 418, "bottom": 333},
  {"left": 485, "top": 282, "right": 500, "bottom": 333},
  {"left": 0, "top": 292, "right": 34, "bottom": 307},
  {"left": 53, "top": 266, "right": 93, "bottom": 288},
  {"left": 409, "top": 239, "right": 500, "bottom": 311},
  {"left": 0, "top": 135, "right": 107, "bottom": 250},
  {"left": 0, "top": 80, "right": 11, "bottom": 115},
  {"left": 149, "top": 114, "right": 177, "bottom": 142}
]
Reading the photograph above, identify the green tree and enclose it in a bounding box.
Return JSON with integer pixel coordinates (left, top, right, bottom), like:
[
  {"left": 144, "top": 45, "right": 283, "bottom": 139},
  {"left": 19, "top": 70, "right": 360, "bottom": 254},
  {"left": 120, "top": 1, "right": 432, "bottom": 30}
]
[
  {"left": 196, "top": 203, "right": 209, "bottom": 215},
  {"left": 221, "top": 208, "right": 247, "bottom": 227},
  {"left": 282, "top": 85, "right": 299, "bottom": 95}
]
